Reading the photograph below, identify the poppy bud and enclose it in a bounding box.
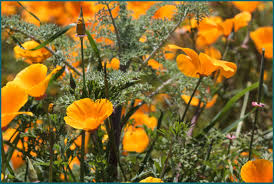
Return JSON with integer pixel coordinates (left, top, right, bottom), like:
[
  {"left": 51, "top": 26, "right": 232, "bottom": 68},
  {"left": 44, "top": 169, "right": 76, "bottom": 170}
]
[{"left": 76, "top": 7, "right": 86, "bottom": 37}]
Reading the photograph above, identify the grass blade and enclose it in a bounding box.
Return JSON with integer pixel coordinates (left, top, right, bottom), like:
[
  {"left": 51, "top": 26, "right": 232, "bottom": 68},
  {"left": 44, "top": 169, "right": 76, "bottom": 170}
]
[
  {"left": 85, "top": 30, "right": 102, "bottom": 70},
  {"left": 17, "top": 2, "right": 41, "bottom": 24},
  {"left": 30, "top": 24, "right": 76, "bottom": 51},
  {"left": 221, "top": 108, "right": 255, "bottom": 134},
  {"left": 196, "top": 82, "right": 259, "bottom": 137}
]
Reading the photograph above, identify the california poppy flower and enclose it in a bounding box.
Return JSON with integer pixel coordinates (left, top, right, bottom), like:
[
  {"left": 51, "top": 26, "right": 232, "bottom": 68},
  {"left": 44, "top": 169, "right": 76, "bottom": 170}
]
[
  {"left": 130, "top": 112, "right": 158, "bottom": 130},
  {"left": 64, "top": 98, "right": 113, "bottom": 131},
  {"left": 196, "top": 16, "right": 223, "bottom": 49},
  {"left": 232, "top": 1, "right": 260, "bottom": 13},
  {"left": 169, "top": 45, "right": 237, "bottom": 78},
  {"left": 139, "top": 176, "right": 163, "bottom": 183},
  {"left": 204, "top": 46, "right": 222, "bottom": 60},
  {"left": 241, "top": 159, "right": 273, "bottom": 182},
  {"left": 250, "top": 26, "right": 273, "bottom": 59},
  {"left": 233, "top": 11, "right": 251, "bottom": 32},
  {"left": 147, "top": 59, "right": 164, "bottom": 72},
  {"left": 14, "top": 41, "right": 52, "bottom": 64},
  {"left": 1, "top": 82, "right": 33, "bottom": 128},
  {"left": 181, "top": 94, "right": 218, "bottom": 109},
  {"left": 102, "top": 58, "right": 120, "bottom": 70},
  {"left": 122, "top": 125, "right": 149, "bottom": 153},
  {"left": 152, "top": 4, "right": 177, "bottom": 20},
  {"left": 12, "top": 64, "right": 60, "bottom": 97}
]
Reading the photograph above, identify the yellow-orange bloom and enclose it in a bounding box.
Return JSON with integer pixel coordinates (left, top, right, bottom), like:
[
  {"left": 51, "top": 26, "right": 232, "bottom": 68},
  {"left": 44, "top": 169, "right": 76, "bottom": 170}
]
[
  {"left": 130, "top": 112, "right": 158, "bottom": 130},
  {"left": 233, "top": 11, "right": 251, "bottom": 32},
  {"left": 152, "top": 4, "right": 177, "bottom": 19},
  {"left": 232, "top": 1, "right": 260, "bottom": 13},
  {"left": 196, "top": 16, "right": 223, "bottom": 48},
  {"left": 139, "top": 176, "right": 163, "bottom": 183},
  {"left": 250, "top": 26, "right": 273, "bottom": 59},
  {"left": 12, "top": 64, "right": 60, "bottom": 97},
  {"left": 102, "top": 58, "right": 120, "bottom": 70},
  {"left": 241, "top": 159, "right": 273, "bottom": 183},
  {"left": 181, "top": 94, "right": 218, "bottom": 109},
  {"left": 14, "top": 41, "right": 52, "bottom": 64},
  {"left": 169, "top": 45, "right": 237, "bottom": 78},
  {"left": 1, "top": 82, "right": 33, "bottom": 128},
  {"left": 123, "top": 126, "right": 149, "bottom": 153},
  {"left": 64, "top": 98, "right": 113, "bottom": 131}
]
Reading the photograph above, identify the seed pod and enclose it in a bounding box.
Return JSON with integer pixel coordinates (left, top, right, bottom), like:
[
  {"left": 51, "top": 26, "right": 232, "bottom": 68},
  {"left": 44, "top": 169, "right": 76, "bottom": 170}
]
[{"left": 76, "top": 7, "right": 86, "bottom": 36}]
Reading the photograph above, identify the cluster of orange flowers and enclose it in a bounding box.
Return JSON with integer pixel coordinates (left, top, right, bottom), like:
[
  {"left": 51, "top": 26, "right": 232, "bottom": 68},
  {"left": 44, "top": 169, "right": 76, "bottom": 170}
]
[{"left": 1, "top": 64, "right": 60, "bottom": 128}]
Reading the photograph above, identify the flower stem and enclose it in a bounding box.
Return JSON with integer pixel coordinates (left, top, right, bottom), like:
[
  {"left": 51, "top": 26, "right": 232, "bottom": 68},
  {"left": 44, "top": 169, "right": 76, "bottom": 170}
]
[
  {"left": 80, "top": 130, "right": 85, "bottom": 182},
  {"left": 248, "top": 48, "right": 265, "bottom": 160},
  {"left": 80, "top": 37, "right": 87, "bottom": 97},
  {"left": 181, "top": 76, "right": 203, "bottom": 123}
]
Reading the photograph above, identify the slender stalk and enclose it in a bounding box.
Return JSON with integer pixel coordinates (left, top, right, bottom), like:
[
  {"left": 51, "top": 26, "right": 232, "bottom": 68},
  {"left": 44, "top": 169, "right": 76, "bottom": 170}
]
[
  {"left": 106, "top": 3, "right": 121, "bottom": 55},
  {"left": 80, "top": 130, "right": 85, "bottom": 182},
  {"left": 236, "top": 82, "right": 251, "bottom": 137},
  {"left": 160, "top": 143, "right": 173, "bottom": 179},
  {"left": 181, "top": 76, "right": 203, "bottom": 123},
  {"left": 248, "top": 48, "right": 265, "bottom": 160},
  {"left": 80, "top": 37, "right": 87, "bottom": 97},
  {"left": 1, "top": 133, "right": 6, "bottom": 182},
  {"left": 49, "top": 129, "right": 53, "bottom": 182}
]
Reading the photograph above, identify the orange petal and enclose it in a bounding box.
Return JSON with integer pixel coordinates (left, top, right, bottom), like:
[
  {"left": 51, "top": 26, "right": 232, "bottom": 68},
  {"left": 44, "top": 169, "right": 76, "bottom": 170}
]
[
  {"left": 176, "top": 54, "right": 199, "bottom": 78},
  {"left": 181, "top": 95, "right": 203, "bottom": 107},
  {"left": 221, "top": 18, "right": 234, "bottom": 37},
  {"left": 232, "top": 1, "right": 260, "bottom": 13},
  {"left": 122, "top": 126, "right": 149, "bottom": 153},
  {"left": 198, "top": 53, "right": 219, "bottom": 76},
  {"left": 241, "top": 159, "right": 273, "bottom": 182},
  {"left": 1, "top": 82, "right": 29, "bottom": 127},
  {"left": 64, "top": 98, "right": 113, "bottom": 131},
  {"left": 234, "top": 11, "right": 251, "bottom": 32}
]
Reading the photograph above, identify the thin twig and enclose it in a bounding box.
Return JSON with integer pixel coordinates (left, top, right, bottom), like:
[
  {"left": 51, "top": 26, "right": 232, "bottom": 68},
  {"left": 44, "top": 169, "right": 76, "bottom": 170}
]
[
  {"left": 106, "top": 3, "right": 122, "bottom": 54},
  {"left": 248, "top": 49, "right": 265, "bottom": 160},
  {"left": 181, "top": 76, "right": 203, "bottom": 123},
  {"left": 4, "top": 26, "right": 82, "bottom": 75}
]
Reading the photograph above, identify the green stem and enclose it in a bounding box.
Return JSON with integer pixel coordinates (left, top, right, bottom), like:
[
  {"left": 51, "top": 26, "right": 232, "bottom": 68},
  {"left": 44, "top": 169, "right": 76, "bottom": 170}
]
[
  {"left": 181, "top": 76, "right": 203, "bottom": 123},
  {"left": 1, "top": 133, "right": 6, "bottom": 182},
  {"left": 248, "top": 49, "right": 265, "bottom": 160},
  {"left": 80, "top": 130, "right": 85, "bottom": 182},
  {"left": 80, "top": 37, "right": 87, "bottom": 97}
]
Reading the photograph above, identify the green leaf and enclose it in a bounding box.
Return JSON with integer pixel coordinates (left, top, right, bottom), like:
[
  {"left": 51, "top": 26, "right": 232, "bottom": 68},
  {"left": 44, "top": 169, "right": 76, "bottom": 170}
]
[
  {"left": 221, "top": 108, "right": 255, "bottom": 134},
  {"left": 85, "top": 30, "right": 102, "bottom": 70},
  {"left": 30, "top": 24, "right": 76, "bottom": 51},
  {"left": 17, "top": 2, "right": 41, "bottom": 24},
  {"left": 197, "top": 82, "right": 259, "bottom": 137}
]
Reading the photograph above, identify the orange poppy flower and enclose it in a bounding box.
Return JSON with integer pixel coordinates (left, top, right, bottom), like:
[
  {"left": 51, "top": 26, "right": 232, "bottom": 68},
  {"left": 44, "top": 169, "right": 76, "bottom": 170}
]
[
  {"left": 232, "top": 1, "right": 260, "bottom": 13},
  {"left": 152, "top": 4, "right": 177, "bottom": 19},
  {"left": 102, "top": 58, "right": 120, "bottom": 70},
  {"left": 220, "top": 18, "right": 234, "bottom": 37},
  {"left": 14, "top": 41, "right": 52, "bottom": 64},
  {"left": 169, "top": 45, "right": 237, "bottom": 78},
  {"left": 122, "top": 125, "right": 149, "bottom": 153},
  {"left": 250, "top": 26, "right": 273, "bottom": 59},
  {"left": 241, "top": 159, "right": 273, "bottom": 182},
  {"left": 134, "top": 99, "right": 156, "bottom": 114},
  {"left": 64, "top": 98, "right": 113, "bottom": 131},
  {"left": 130, "top": 112, "right": 157, "bottom": 130},
  {"left": 181, "top": 94, "right": 218, "bottom": 109},
  {"left": 196, "top": 16, "right": 223, "bottom": 48},
  {"left": 233, "top": 11, "right": 251, "bottom": 32},
  {"left": 1, "top": 82, "right": 33, "bottom": 128},
  {"left": 12, "top": 64, "right": 60, "bottom": 97},
  {"left": 139, "top": 176, "right": 163, "bottom": 183}
]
